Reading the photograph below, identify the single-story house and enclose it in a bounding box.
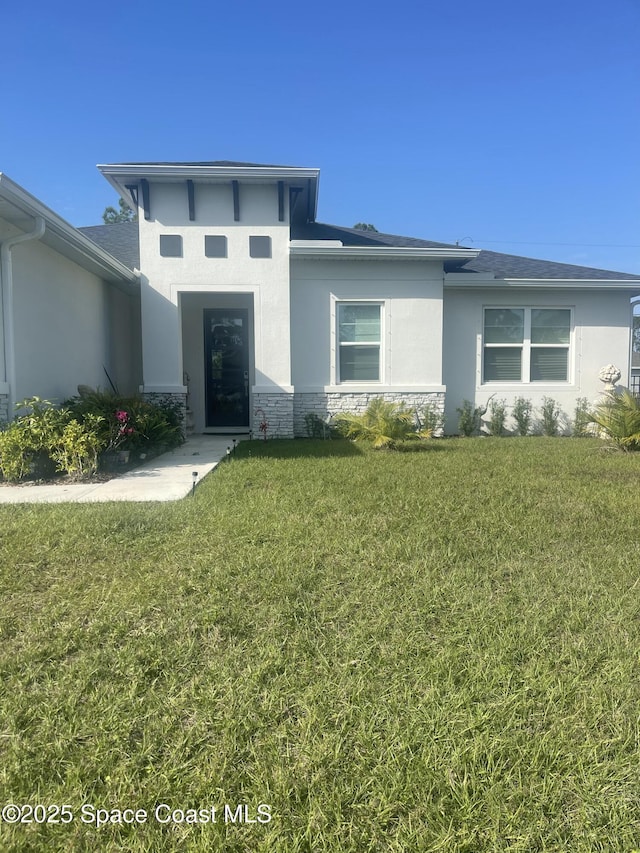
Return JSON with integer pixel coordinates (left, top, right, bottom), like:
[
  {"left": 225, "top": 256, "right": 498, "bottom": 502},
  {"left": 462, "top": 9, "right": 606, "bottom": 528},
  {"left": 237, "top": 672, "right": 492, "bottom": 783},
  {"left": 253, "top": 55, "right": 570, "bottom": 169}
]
[{"left": 2, "top": 161, "right": 639, "bottom": 436}]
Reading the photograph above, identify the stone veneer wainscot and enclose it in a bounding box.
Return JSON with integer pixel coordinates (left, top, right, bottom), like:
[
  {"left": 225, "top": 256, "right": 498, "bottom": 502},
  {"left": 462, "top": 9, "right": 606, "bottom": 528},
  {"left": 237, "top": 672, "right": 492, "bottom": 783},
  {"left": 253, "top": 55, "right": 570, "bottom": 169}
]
[
  {"left": 142, "top": 392, "right": 188, "bottom": 437},
  {"left": 252, "top": 392, "right": 294, "bottom": 439},
  {"left": 293, "top": 391, "right": 445, "bottom": 437}
]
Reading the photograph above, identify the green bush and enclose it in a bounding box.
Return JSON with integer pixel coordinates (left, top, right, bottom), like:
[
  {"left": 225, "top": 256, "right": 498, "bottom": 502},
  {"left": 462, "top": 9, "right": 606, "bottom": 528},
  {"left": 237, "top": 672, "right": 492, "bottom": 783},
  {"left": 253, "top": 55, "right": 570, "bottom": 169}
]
[
  {"left": 572, "top": 397, "right": 592, "bottom": 438},
  {"left": 512, "top": 397, "right": 532, "bottom": 436},
  {"left": 419, "top": 403, "right": 445, "bottom": 437},
  {"left": 0, "top": 426, "right": 36, "bottom": 481},
  {"left": 0, "top": 398, "right": 70, "bottom": 481},
  {"left": 0, "top": 398, "right": 100, "bottom": 481},
  {"left": 66, "top": 389, "right": 183, "bottom": 455},
  {"left": 48, "top": 414, "right": 104, "bottom": 478},
  {"left": 335, "top": 397, "right": 431, "bottom": 449},
  {"left": 456, "top": 400, "right": 484, "bottom": 437},
  {"left": 540, "top": 397, "right": 561, "bottom": 436},
  {"left": 590, "top": 389, "right": 640, "bottom": 450},
  {"left": 487, "top": 398, "right": 507, "bottom": 436},
  {"left": 0, "top": 390, "right": 184, "bottom": 482}
]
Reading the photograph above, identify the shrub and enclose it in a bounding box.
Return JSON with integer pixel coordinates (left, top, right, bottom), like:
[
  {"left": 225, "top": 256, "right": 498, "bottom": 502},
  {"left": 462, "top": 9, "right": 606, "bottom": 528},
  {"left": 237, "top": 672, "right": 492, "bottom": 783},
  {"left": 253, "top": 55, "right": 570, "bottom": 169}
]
[
  {"left": 540, "top": 397, "right": 561, "bottom": 436},
  {"left": 487, "top": 398, "right": 507, "bottom": 436},
  {"left": 48, "top": 414, "right": 104, "bottom": 478},
  {"left": 572, "top": 397, "right": 592, "bottom": 438},
  {"left": 590, "top": 389, "right": 640, "bottom": 450},
  {"left": 128, "top": 401, "right": 183, "bottom": 450},
  {"left": 419, "top": 403, "right": 445, "bottom": 437},
  {"left": 512, "top": 397, "right": 532, "bottom": 436},
  {"left": 335, "top": 397, "right": 431, "bottom": 449},
  {"left": 66, "top": 389, "right": 183, "bottom": 456},
  {"left": 0, "top": 390, "right": 184, "bottom": 482},
  {"left": 0, "top": 398, "right": 70, "bottom": 481},
  {"left": 0, "top": 426, "right": 36, "bottom": 481},
  {"left": 456, "top": 400, "right": 484, "bottom": 437}
]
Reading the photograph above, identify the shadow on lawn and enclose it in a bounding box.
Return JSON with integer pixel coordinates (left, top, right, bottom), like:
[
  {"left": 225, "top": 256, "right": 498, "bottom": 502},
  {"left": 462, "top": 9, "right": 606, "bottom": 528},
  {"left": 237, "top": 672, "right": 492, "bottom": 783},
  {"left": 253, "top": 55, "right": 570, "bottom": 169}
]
[
  {"left": 235, "top": 438, "right": 448, "bottom": 460},
  {"left": 235, "top": 438, "right": 364, "bottom": 460}
]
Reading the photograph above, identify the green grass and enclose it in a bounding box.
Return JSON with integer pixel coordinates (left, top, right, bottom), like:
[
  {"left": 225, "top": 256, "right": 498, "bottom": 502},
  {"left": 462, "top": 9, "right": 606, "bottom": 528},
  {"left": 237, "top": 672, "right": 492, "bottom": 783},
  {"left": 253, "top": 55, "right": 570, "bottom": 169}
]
[{"left": 1, "top": 437, "right": 640, "bottom": 851}]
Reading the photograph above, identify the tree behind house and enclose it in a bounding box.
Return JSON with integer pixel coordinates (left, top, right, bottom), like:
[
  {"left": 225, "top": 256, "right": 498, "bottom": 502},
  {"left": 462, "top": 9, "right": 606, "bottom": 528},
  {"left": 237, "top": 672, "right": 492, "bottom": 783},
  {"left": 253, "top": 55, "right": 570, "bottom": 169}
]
[{"left": 102, "top": 198, "right": 137, "bottom": 224}]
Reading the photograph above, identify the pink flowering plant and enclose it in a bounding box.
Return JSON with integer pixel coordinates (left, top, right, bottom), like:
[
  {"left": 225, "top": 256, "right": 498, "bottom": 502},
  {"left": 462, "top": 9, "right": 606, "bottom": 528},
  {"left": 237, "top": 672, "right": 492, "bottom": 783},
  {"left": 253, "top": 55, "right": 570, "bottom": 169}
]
[
  {"left": 66, "top": 389, "right": 184, "bottom": 460},
  {"left": 254, "top": 407, "right": 269, "bottom": 441},
  {"left": 110, "top": 409, "right": 136, "bottom": 450}
]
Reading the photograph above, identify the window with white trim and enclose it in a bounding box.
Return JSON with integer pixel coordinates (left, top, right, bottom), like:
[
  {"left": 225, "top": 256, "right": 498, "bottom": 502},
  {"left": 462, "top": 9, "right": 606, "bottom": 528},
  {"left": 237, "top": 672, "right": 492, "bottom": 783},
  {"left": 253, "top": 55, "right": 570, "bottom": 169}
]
[
  {"left": 337, "top": 303, "right": 381, "bottom": 382},
  {"left": 483, "top": 307, "right": 571, "bottom": 383}
]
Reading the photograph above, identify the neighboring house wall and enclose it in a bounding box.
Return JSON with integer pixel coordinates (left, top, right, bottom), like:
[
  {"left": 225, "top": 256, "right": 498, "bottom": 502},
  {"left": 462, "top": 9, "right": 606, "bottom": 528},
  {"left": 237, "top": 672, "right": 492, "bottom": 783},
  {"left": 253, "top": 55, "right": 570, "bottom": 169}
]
[
  {"left": 9, "top": 236, "right": 139, "bottom": 407},
  {"left": 290, "top": 258, "right": 446, "bottom": 434},
  {"left": 137, "top": 181, "right": 292, "bottom": 434},
  {"left": 443, "top": 286, "right": 633, "bottom": 433}
]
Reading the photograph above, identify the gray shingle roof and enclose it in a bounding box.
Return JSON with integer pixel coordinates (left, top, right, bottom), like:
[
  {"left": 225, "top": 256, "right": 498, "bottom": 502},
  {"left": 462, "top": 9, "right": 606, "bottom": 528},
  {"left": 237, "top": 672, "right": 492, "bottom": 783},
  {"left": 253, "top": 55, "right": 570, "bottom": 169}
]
[
  {"left": 458, "top": 248, "right": 640, "bottom": 281},
  {"left": 291, "top": 221, "right": 456, "bottom": 249},
  {"left": 297, "top": 223, "right": 640, "bottom": 279},
  {"left": 79, "top": 219, "right": 640, "bottom": 281},
  {"left": 79, "top": 222, "right": 140, "bottom": 270}
]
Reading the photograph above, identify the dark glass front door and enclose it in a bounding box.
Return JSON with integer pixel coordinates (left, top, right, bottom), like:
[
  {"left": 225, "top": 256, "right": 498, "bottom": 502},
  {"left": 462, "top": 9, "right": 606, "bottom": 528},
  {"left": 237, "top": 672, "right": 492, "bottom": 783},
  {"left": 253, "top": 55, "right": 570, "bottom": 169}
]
[{"left": 204, "top": 309, "right": 250, "bottom": 428}]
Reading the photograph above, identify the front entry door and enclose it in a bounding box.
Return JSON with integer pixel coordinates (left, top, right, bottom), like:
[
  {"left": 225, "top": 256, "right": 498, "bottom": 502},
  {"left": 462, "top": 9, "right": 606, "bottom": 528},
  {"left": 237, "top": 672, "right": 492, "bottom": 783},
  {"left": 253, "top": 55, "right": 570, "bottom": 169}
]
[{"left": 204, "top": 309, "right": 250, "bottom": 428}]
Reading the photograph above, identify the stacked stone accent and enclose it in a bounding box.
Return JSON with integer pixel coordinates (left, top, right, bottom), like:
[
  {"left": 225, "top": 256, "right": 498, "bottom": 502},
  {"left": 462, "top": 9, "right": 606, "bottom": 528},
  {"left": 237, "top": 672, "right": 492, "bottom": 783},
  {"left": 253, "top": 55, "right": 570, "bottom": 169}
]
[
  {"left": 0, "top": 394, "right": 8, "bottom": 425},
  {"left": 252, "top": 393, "right": 294, "bottom": 439},
  {"left": 293, "top": 391, "right": 446, "bottom": 437},
  {"left": 143, "top": 392, "right": 188, "bottom": 438}
]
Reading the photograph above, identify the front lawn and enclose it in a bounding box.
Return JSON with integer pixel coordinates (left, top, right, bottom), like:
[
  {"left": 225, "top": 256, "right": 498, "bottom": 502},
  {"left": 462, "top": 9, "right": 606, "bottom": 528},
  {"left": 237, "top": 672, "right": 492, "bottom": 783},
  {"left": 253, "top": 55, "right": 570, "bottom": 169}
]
[{"left": 1, "top": 438, "right": 639, "bottom": 851}]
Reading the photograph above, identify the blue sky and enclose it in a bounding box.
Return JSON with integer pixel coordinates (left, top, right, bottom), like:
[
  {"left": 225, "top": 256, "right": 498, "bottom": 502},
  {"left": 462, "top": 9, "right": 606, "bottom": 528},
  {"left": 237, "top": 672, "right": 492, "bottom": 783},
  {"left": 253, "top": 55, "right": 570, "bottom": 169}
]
[{"left": 2, "top": 0, "right": 639, "bottom": 272}]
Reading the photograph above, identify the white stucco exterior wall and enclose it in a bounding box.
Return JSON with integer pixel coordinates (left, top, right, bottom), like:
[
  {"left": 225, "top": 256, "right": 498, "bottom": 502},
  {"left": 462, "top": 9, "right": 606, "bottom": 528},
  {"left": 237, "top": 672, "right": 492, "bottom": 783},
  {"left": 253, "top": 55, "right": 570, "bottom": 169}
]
[
  {"left": 290, "top": 258, "right": 446, "bottom": 391},
  {"left": 442, "top": 285, "right": 634, "bottom": 433},
  {"left": 10, "top": 237, "right": 139, "bottom": 405},
  {"left": 137, "top": 181, "right": 292, "bottom": 398}
]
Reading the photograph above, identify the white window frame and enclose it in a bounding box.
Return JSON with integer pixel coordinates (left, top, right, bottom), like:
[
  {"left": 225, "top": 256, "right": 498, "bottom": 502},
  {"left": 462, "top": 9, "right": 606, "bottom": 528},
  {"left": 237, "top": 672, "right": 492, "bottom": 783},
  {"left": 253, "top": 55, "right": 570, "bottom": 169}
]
[
  {"left": 482, "top": 306, "right": 573, "bottom": 385},
  {"left": 335, "top": 300, "right": 384, "bottom": 384}
]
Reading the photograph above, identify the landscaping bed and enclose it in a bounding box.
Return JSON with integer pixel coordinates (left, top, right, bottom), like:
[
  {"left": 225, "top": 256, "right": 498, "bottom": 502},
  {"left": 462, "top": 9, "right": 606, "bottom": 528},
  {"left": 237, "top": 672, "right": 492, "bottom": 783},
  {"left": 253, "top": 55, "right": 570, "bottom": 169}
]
[{"left": 0, "top": 391, "right": 183, "bottom": 484}]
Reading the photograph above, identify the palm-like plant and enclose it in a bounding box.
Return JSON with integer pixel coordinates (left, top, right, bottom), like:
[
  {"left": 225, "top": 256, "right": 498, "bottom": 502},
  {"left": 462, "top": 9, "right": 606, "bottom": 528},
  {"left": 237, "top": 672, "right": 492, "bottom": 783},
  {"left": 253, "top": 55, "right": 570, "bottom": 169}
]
[
  {"left": 590, "top": 389, "right": 640, "bottom": 450},
  {"left": 334, "top": 397, "right": 432, "bottom": 449}
]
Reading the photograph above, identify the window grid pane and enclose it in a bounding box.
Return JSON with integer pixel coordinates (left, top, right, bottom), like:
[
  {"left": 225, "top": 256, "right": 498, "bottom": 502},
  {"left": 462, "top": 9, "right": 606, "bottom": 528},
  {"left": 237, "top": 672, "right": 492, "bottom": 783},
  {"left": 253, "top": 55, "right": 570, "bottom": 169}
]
[
  {"left": 530, "top": 348, "right": 568, "bottom": 381},
  {"left": 339, "top": 346, "right": 380, "bottom": 381},
  {"left": 484, "top": 348, "right": 522, "bottom": 382},
  {"left": 484, "top": 308, "right": 524, "bottom": 344},
  {"left": 531, "top": 309, "right": 570, "bottom": 344},
  {"left": 338, "top": 305, "right": 381, "bottom": 343}
]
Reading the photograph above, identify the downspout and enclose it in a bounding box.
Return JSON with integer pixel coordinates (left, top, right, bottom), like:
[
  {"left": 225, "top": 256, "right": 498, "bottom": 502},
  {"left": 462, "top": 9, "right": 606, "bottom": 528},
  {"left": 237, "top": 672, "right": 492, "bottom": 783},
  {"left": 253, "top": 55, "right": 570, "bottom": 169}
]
[{"left": 0, "top": 216, "right": 46, "bottom": 418}]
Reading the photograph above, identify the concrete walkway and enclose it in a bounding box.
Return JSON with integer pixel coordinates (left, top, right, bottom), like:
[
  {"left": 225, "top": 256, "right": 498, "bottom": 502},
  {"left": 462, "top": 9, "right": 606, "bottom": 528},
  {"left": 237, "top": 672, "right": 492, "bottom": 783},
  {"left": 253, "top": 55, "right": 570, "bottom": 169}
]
[{"left": 0, "top": 435, "right": 246, "bottom": 503}]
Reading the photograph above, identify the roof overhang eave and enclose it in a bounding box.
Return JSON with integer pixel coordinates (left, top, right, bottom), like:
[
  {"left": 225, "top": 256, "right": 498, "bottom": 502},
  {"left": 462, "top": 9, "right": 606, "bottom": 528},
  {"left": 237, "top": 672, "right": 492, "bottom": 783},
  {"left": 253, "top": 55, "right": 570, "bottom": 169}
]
[
  {"left": 0, "top": 173, "right": 138, "bottom": 286},
  {"left": 98, "top": 162, "right": 319, "bottom": 190},
  {"left": 98, "top": 163, "right": 321, "bottom": 223},
  {"left": 445, "top": 273, "right": 640, "bottom": 289},
  {"left": 98, "top": 163, "right": 321, "bottom": 181},
  {"left": 290, "top": 246, "right": 481, "bottom": 261}
]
